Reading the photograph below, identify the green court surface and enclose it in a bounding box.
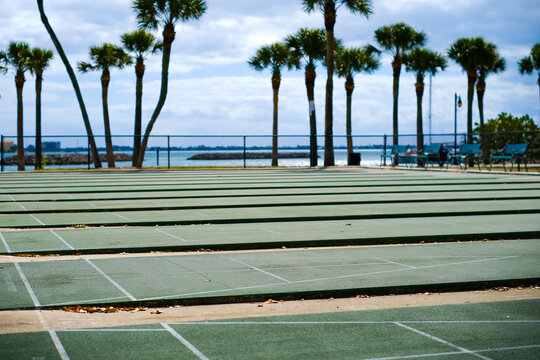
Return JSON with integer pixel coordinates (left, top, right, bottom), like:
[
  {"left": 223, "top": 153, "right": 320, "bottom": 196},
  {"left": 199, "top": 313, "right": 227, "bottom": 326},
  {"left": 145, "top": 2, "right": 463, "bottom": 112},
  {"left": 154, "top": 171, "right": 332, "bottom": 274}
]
[
  {"left": 1, "top": 240, "right": 539, "bottom": 310},
  {"left": 1, "top": 300, "right": 539, "bottom": 359},
  {"left": 1, "top": 214, "right": 540, "bottom": 254}
]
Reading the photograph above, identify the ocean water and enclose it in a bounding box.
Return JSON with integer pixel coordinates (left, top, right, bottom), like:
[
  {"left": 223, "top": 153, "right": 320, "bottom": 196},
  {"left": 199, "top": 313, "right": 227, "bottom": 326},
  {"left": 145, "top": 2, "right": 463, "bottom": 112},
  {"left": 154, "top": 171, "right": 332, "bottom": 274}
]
[{"left": 1, "top": 149, "right": 383, "bottom": 171}]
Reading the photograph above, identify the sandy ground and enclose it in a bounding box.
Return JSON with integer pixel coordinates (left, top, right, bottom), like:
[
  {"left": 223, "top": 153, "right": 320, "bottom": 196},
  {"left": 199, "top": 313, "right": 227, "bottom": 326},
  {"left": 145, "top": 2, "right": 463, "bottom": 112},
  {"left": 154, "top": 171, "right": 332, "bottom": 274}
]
[{"left": 1, "top": 287, "right": 538, "bottom": 335}]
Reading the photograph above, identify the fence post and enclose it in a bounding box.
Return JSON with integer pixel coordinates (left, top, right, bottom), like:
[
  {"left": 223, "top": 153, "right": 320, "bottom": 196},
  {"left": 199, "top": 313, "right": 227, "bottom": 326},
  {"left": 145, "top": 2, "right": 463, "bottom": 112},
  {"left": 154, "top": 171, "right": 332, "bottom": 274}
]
[
  {"left": 1, "top": 135, "right": 4, "bottom": 172},
  {"left": 87, "top": 136, "right": 91, "bottom": 170},
  {"left": 156, "top": 148, "right": 160, "bottom": 167},
  {"left": 243, "top": 136, "right": 246, "bottom": 168},
  {"left": 383, "top": 134, "right": 387, "bottom": 166},
  {"left": 167, "top": 136, "right": 170, "bottom": 169}
]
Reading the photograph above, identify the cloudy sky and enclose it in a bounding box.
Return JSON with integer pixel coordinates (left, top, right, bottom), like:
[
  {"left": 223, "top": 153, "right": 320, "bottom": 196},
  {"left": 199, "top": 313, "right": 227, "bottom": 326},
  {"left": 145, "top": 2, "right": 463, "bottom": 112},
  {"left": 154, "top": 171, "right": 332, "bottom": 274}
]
[{"left": 0, "top": 0, "right": 539, "bottom": 147}]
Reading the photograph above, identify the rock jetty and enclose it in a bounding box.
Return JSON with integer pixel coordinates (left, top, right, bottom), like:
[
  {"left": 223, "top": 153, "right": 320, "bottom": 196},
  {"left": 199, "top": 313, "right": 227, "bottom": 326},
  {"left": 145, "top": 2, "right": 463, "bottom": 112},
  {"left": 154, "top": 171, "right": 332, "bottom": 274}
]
[{"left": 1, "top": 153, "right": 132, "bottom": 165}]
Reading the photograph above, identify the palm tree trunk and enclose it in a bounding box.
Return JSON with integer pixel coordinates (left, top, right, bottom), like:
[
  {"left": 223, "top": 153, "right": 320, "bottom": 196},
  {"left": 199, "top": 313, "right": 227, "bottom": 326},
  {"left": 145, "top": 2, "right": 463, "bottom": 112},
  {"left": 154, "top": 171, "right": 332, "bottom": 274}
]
[
  {"left": 415, "top": 75, "right": 424, "bottom": 167},
  {"left": 101, "top": 70, "right": 115, "bottom": 168},
  {"left": 537, "top": 76, "right": 540, "bottom": 122},
  {"left": 323, "top": 3, "right": 336, "bottom": 166},
  {"left": 305, "top": 63, "right": 317, "bottom": 167},
  {"left": 16, "top": 71, "right": 25, "bottom": 171},
  {"left": 392, "top": 56, "right": 402, "bottom": 146},
  {"left": 271, "top": 73, "right": 281, "bottom": 167},
  {"left": 35, "top": 70, "right": 43, "bottom": 170},
  {"left": 476, "top": 77, "right": 488, "bottom": 164},
  {"left": 466, "top": 70, "right": 476, "bottom": 145},
  {"left": 37, "top": 0, "right": 102, "bottom": 169},
  {"left": 345, "top": 75, "right": 354, "bottom": 156},
  {"left": 136, "top": 23, "right": 175, "bottom": 168},
  {"left": 133, "top": 57, "right": 144, "bottom": 167}
]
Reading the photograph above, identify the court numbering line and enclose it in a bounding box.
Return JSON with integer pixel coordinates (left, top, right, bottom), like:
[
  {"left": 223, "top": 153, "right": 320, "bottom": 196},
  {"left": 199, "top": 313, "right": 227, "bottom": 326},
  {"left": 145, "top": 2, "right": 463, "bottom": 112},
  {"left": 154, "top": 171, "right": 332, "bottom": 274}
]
[
  {"left": 161, "top": 323, "right": 210, "bottom": 360},
  {"left": 394, "top": 322, "right": 493, "bottom": 360},
  {"left": 84, "top": 259, "right": 137, "bottom": 301},
  {"left": 230, "top": 258, "right": 291, "bottom": 283},
  {"left": 50, "top": 230, "right": 75, "bottom": 250}
]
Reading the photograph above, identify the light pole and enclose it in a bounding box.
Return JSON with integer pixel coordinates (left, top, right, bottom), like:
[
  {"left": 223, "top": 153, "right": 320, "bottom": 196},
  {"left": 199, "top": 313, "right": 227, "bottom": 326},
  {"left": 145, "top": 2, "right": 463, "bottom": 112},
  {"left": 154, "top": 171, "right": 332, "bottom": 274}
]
[{"left": 454, "top": 93, "right": 462, "bottom": 155}]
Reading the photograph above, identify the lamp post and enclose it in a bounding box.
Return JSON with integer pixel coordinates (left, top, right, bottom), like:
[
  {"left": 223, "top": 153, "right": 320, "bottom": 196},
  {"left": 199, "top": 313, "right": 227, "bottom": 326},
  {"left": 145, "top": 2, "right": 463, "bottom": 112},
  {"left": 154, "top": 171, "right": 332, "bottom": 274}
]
[{"left": 454, "top": 93, "right": 462, "bottom": 155}]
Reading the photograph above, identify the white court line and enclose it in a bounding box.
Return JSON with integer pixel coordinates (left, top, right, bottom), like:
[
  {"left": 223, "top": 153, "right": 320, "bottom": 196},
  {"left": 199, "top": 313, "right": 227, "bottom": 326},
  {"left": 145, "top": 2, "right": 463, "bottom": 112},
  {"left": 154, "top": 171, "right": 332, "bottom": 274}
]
[
  {"left": 230, "top": 258, "right": 291, "bottom": 283},
  {"left": 141, "top": 255, "right": 518, "bottom": 301},
  {"left": 48, "top": 330, "right": 70, "bottom": 360},
  {"left": 113, "top": 213, "right": 131, "bottom": 221},
  {"left": 161, "top": 323, "right": 210, "bottom": 360},
  {"left": 265, "top": 230, "right": 283, "bottom": 235},
  {"left": 394, "top": 322, "right": 493, "bottom": 360},
  {"left": 7, "top": 194, "right": 26, "bottom": 210},
  {"left": 0, "top": 232, "right": 12, "bottom": 253},
  {"left": 171, "top": 320, "right": 540, "bottom": 325},
  {"left": 30, "top": 214, "right": 45, "bottom": 226},
  {"left": 373, "top": 257, "right": 417, "bottom": 269},
  {"left": 84, "top": 259, "right": 137, "bottom": 301},
  {"left": 1, "top": 267, "right": 17, "bottom": 292},
  {"left": 44, "top": 295, "right": 131, "bottom": 307},
  {"left": 155, "top": 228, "right": 187, "bottom": 242},
  {"left": 362, "top": 345, "right": 540, "bottom": 360},
  {"left": 62, "top": 329, "right": 166, "bottom": 332},
  {"left": 13, "top": 262, "right": 41, "bottom": 307},
  {"left": 50, "top": 230, "right": 75, "bottom": 250}
]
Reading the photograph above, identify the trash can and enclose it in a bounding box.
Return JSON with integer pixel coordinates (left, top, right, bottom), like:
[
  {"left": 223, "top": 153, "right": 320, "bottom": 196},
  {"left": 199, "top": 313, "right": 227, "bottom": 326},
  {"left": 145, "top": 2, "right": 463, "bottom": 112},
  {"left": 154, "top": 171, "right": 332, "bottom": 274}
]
[{"left": 348, "top": 152, "right": 361, "bottom": 166}]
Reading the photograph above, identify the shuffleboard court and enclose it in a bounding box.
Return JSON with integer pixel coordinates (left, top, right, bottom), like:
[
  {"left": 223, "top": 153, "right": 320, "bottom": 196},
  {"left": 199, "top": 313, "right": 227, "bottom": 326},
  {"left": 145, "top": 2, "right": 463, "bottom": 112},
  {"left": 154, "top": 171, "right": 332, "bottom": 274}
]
[
  {"left": 2, "top": 190, "right": 540, "bottom": 214},
  {"left": 1, "top": 214, "right": 539, "bottom": 254},
  {"left": 1, "top": 300, "right": 539, "bottom": 359},
  {"left": 1, "top": 240, "right": 539, "bottom": 310},
  {"left": 1, "top": 198, "right": 539, "bottom": 228}
]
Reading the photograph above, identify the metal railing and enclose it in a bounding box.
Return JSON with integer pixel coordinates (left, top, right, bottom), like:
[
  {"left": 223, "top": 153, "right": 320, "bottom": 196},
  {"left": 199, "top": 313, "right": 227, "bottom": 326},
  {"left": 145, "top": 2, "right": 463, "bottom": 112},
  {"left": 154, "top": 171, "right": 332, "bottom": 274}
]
[{"left": 1, "top": 131, "right": 538, "bottom": 171}]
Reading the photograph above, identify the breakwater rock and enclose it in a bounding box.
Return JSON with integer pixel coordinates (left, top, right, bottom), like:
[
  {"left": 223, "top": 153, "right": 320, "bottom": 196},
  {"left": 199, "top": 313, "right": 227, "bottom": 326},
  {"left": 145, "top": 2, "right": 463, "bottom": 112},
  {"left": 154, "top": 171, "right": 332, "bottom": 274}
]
[
  {"left": 188, "top": 152, "right": 313, "bottom": 160},
  {"left": 1, "top": 153, "right": 132, "bottom": 165}
]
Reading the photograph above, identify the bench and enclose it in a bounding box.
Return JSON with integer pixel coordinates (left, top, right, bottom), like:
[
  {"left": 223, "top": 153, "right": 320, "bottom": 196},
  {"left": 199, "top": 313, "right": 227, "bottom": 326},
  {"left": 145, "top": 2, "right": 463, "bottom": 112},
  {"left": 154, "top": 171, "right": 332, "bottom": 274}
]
[
  {"left": 403, "top": 144, "right": 443, "bottom": 168},
  {"left": 380, "top": 145, "right": 409, "bottom": 166},
  {"left": 447, "top": 143, "right": 482, "bottom": 170},
  {"left": 490, "top": 143, "right": 528, "bottom": 172}
]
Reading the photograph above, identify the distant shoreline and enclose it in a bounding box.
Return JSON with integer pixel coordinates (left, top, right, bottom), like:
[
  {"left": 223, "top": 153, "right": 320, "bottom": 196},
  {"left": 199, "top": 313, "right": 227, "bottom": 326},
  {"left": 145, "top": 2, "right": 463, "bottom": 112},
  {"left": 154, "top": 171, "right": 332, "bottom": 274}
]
[{"left": 188, "top": 152, "right": 314, "bottom": 160}]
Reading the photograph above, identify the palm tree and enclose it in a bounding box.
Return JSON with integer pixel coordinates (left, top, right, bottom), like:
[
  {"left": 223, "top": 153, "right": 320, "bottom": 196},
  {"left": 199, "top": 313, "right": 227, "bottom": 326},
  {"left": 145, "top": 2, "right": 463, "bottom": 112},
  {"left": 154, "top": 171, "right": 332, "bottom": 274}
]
[
  {"left": 0, "top": 54, "right": 7, "bottom": 100},
  {"left": 121, "top": 29, "right": 162, "bottom": 167},
  {"left": 285, "top": 28, "right": 327, "bottom": 167},
  {"left": 132, "top": 0, "right": 207, "bottom": 168},
  {"left": 518, "top": 43, "right": 540, "bottom": 118},
  {"left": 302, "top": 0, "right": 372, "bottom": 166},
  {"left": 375, "top": 22, "right": 426, "bottom": 145},
  {"left": 477, "top": 44, "right": 505, "bottom": 164},
  {"left": 1, "top": 42, "right": 32, "bottom": 171},
  {"left": 403, "top": 48, "right": 447, "bottom": 165},
  {"left": 335, "top": 46, "right": 380, "bottom": 158},
  {"left": 448, "top": 37, "right": 493, "bottom": 145},
  {"left": 28, "top": 48, "right": 54, "bottom": 170},
  {"left": 78, "top": 44, "right": 132, "bottom": 168},
  {"left": 248, "top": 43, "right": 296, "bottom": 166},
  {"left": 37, "top": 0, "right": 102, "bottom": 168}
]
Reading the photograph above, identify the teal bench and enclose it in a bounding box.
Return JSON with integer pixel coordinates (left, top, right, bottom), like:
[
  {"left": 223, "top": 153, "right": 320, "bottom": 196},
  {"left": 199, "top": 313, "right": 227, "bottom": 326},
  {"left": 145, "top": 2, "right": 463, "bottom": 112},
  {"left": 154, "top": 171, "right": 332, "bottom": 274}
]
[
  {"left": 404, "top": 143, "right": 443, "bottom": 168},
  {"left": 490, "top": 143, "right": 528, "bottom": 172},
  {"left": 380, "top": 145, "right": 409, "bottom": 166},
  {"left": 447, "top": 143, "right": 482, "bottom": 170}
]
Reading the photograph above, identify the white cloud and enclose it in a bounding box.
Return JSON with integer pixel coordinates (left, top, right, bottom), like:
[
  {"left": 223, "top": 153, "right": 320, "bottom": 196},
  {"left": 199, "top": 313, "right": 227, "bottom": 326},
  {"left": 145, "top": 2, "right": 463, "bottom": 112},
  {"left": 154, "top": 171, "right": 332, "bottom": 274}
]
[{"left": 1, "top": 0, "right": 539, "bottom": 144}]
